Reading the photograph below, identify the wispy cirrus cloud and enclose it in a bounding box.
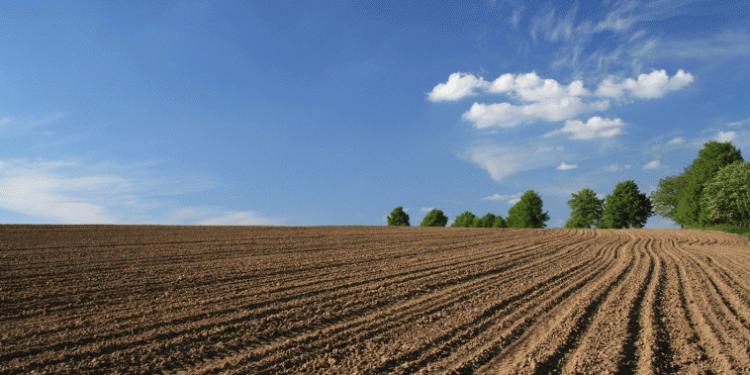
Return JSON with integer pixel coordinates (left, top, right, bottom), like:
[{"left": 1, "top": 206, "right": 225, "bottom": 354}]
[
  {"left": 482, "top": 192, "right": 524, "bottom": 204},
  {"left": 464, "top": 142, "right": 565, "bottom": 181},
  {"left": 0, "top": 158, "right": 280, "bottom": 225}
]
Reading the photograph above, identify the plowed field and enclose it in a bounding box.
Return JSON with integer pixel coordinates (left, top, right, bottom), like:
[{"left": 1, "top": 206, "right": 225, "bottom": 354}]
[{"left": 2, "top": 226, "right": 750, "bottom": 374}]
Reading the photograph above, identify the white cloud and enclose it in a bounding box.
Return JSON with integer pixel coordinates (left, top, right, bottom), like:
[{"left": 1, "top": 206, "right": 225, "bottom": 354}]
[
  {"left": 0, "top": 159, "right": 277, "bottom": 225},
  {"left": 604, "top": 163, "right": 631, "bottom": 172},
  {"left": 488, "top": 72, "right": 589, "bottom": 101},
  {"left": 463, "top": 98, "right": 609, "bottom": 129},
  {"left": 194, "top": 211, "right": 277, "bottom": 226},
  {"left": 465, "top": 143, "right": 562, "bottom": 181},
  {"left": 482, "top": 192, "right": 523, "bottom": 204},
  {"left": 643, "top": 160, "right": 661, "bottom": 170},
  {"left": 728, "top": 118, "right": 750, "bottom": 128},
  {"left": 557, "top": 162, "right": 578, "bottom": 170},
  {"left": 596, "top": 69, "right": 694, "bottom": 99},
  {"left": 667, "top": 137, "right": 685, "bottom": 145},
  {"left": 546, "top": 116, "right": 625, "bottom": 140},
  {"left": 427, "top": 72, "right": 489, "bottom": 102},
  {"left": 434, "top": 69, "right": 691, "bottom": 130},
  {"left": 716, "top": 131, "right": 737, "bottom": 143},
  {"left": 420, "top": 207, "right": 435, "bottom": 212},
  {"left": 0, "top": 161, "right": 121, "bottom": 223}
]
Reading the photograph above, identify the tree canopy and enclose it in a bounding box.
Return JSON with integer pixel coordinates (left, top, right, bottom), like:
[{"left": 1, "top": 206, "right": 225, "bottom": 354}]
[
  {"left": 386, "top": 206, "right": 410, "bottom": 226},
  {"left": 476, "top": 213, "right": 497, "bottom": 228},
  {"left": 702, "top": 161, "right": 750, "bottom": 227},
  {"left": 565, "top": 188, "right": 603, "bottom": 228},
  {"left": 493, "top": 215, "right": 508, "bottom": 228},
  {"left": 601, "top": 180, "right": 653, "bottom": 228},
  {"left": 507, "top": 190, "right": 549, "bottom": 228},
  {"left": 670, "top": 141, "right": 743, "bottom": 226},
  {"left": 452, "top": 211, "right": 477, "bottom": 227},
  {"left": 651, "top": 175, "right": 684, "bottom": 222},
  {"left": 420, "top": 209, "right": 448, "bottom": 227}
]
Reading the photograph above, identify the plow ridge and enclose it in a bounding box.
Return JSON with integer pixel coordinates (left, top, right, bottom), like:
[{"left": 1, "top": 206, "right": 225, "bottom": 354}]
[{"left": 1, "top": 226, "right": 749, "bottom": 374}]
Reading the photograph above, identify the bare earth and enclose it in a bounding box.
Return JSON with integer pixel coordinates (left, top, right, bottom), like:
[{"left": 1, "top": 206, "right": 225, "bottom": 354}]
[{"left": 2, "top": 226, "right": 750, "bottom": 374}]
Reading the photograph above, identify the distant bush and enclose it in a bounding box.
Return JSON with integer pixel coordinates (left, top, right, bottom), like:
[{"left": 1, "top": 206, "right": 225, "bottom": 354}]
[
  {"left": 452, "top": 211, "right": 477, "bottom": 227},
  {"left": 387, "top": 206, "right": 410, "bottom": 226},
  {"left": 493, "top": 215, "right": 507, "bottom": 228},
  {"left": 565, "top": 188, "right": 603, "bottom": 228},
  {"left": 601, "top": 180, "right": 652, "bottom": 228},
  {"left": 420, "top": 209, "right": 448, "bottom": 227},
  {"left": 702, "top": 161, "right": 750, "bottom": 227},
  {"left": 507, "top": 190, "right": 549, "bottom": 228}
]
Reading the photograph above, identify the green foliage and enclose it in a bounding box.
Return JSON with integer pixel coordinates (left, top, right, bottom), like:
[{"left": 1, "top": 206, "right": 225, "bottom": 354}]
[
  {"left": 700, "top": 224, "right": 750, "bottom": 241},
  {"left": 420, "top": 209, "right": 448, "bottom": 227},
  {"left": 506, "top": 190, "right": 549, "bottom": 228},
  {"left": 452, "top": 211, "right": 477, "bottom": 227},
  {"left": 565, "top": 188, "right": 603, "bottom": 228},
  {"left": 673, "top": 141, "right": 743, "bottom": 226},
  {"left": 492, "top": 215, "right": 508, "bottom": 228},
  {"left": 601, "top": 180, "right": 653, "bottom": 228},
  {"left": 386, "top": 206, "right": 410, "bottom": 226},
  {"left": 476, "top": 213, "right": 497, "bottom": 228},
  {"left": 701, "top": 161, "right": 750, "bottom": 227},
  {"left": 650, "top": 175, "right": 684, "bottom": 221}
]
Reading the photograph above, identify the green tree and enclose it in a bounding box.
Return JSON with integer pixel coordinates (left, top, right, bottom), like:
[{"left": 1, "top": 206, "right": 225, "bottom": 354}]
[
  {"left": 506, "top": 190, "right": 549, "bottom": 228},
  {"left": 420, "top": 209, "right": 448, "bottom": 227},
  {"left": 451, "top": 211, "right": 477, "bottom": 227},
  {"left": 674, "top": 141, "right": 743, "bottom": 226},
  {"left": 492, "top": 215, "right": 508, "bottom": 228},
  {"left": 702, "top": 161, "right": 750, "bottom": 227},
  {"left": 565, "top": 188, "right": 603, "bottom": 228},
  {"left": 601, "top": 180, "right": 653, "bottom": 228},
  {"left": 386, "top": 206, "right": 410, "bottom": 226},
  {"left": 650, "top": 175, "right": 685, "bottom": 222},
  {"left": 476, "top": 213, "right": 497, "bottom": 228}
]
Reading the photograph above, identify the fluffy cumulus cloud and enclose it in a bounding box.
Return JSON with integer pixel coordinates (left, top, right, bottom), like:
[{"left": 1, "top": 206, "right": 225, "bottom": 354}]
[
  {"left": 556, "top": 162, "right": 578, "bottom": 170},
  {"left": 430, "top": 69, "right": 692, "bottom": 130},
  {"left": 643, "top": 160, "right": 661, "bottom": 170},
  {"left": 427, "top": 72, "right": 489, "bottom": 102},
  {"left": 546, "top": 116, "right": 625, "bottom": 140},
  {"left": 463, "top": 98, "right": 609, "bottom": 129},
  {"left": 596, "top": 69, "right": 694, "bottom": 99}
]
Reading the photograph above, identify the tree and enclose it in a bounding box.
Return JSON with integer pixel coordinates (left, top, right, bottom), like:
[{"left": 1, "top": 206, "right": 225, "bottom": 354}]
[
  {"left": 565, "top": 188, "right": 603, "bottom": 228},
  {"left": 674, "top": 141, "right": 743, "bottom": 226},
  {"left": 387, "top": 206, "right": 410, "bottom": 226},
  {"left": 601, "top": 180, "right": 653, "bottom": 228},
  {"left": 452, "top": 211, "right": 477, "bottom": 227},
  {"left": 650, "top": 175, "right": 685, "bottom": 222},
  {"left": 506, "top": 190, "right": 549, "bottom": 228},
  {"left": 476, "top": 213, "right": 497, "bottom": 228},
  {"left": 493, "top": 215, "right": 508, "bottom": 228},
  {"left": 702, "top": 161, "right": 750, "bottom": 227},
  {"left": 420, "top": 209, "right": 448, "bottom": 227}
]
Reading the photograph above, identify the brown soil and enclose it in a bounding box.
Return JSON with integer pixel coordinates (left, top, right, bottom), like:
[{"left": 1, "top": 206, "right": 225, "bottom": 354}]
[{"left": 1, "top": 225, "right": 749, "bottom": 374}]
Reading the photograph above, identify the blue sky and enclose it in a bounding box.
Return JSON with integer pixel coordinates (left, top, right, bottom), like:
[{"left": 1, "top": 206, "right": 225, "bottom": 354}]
[{"left": 0, "top": 1, "right": 748, "bottom": 226}]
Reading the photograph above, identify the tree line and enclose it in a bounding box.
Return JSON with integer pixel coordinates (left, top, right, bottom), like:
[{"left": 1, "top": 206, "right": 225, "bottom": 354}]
[
  {"left": 387, "top": 190, "right": 548, "bottom": 228},
  {"left": 388, "top": 141, "right": 749, "bottom": 231}
]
